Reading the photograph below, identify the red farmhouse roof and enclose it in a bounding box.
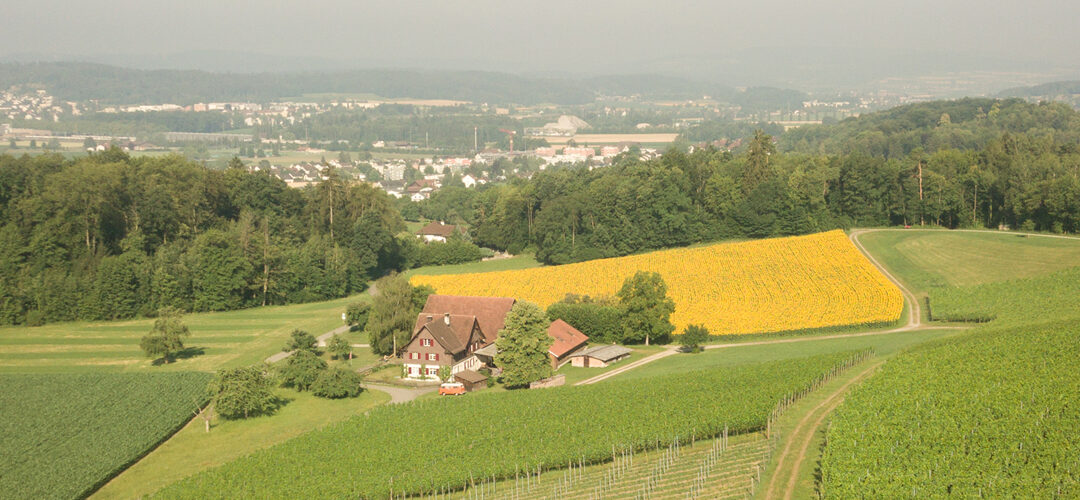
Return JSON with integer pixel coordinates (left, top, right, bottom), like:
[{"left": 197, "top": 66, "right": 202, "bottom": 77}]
[
  {"left": 421, "top": 295, "right": 516, "bottom": 343},
  {"left": 547, "top": 319, "right": 589, "bottom": 358},
  {"left": 417, "top": 221, "right": 462, "bottom": 238}
]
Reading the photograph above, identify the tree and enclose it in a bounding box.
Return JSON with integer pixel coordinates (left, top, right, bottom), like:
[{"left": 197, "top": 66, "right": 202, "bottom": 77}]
[
  {"left": 346, "top": 301, "right": 371, "bottom": 330},
  {"left": 210, "top": 365, "right": 279, "bottom": 419},
  {"left": 365, "top": 274, "right": 428, "bottom": 356},
  {"left": 139, "top": 306, "right": 191, "bottom": 363},
  {"left": 278, "top": 350, "right": 328, "bottom": 391},
  {"left": 311, "top": 367, "right": 364, "bottom": 398},
  {"left": 494, "top": 302, "right": 553, "bottom": 388},
  {"left": 743, "top": 130, "right": 776, "bottom": 194},
  {"left": 283, "top": 329, "right": 318, "bottom": 353},
  {"left": 226, "top": 156, "right": 245, "bottom": 171},
  {"left": 327, "top": 334, "right": 352, "bottom": 361},
  {"left": 616, "top": 271, "right": 675, "bottom": 345},
  {"left": 679, "top": 324, "right": 709, "bottom": 353}
]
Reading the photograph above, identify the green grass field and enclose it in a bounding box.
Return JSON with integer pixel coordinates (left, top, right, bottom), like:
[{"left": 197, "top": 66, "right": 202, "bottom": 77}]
[
  {"left": 0, "top": 294, "right": 369, "bottom": 373},
  {"left": 403, "top": 252, "right": 542, "bottom": 277},
  {"left": 857, "top": 229, "right": 1080, "bottom": 294},
  {"left": 0, "top": 372, "right": 212, "bottom": 500},
  {"left": 93, "top": 388, "right": 389, "bottom": 499},
  {"left": 607, "top": 328, "right": 961, "bottom": 382}
]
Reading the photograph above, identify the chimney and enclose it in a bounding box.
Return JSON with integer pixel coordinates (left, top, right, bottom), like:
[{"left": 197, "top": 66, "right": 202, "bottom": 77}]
[{"left": 443, "top": 313, "right": 451, "bottom": 325}]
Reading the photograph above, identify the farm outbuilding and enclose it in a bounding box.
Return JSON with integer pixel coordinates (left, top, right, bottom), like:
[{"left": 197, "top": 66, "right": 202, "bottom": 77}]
[
  {"left": 571, "top": 345, "right": 633, "bottom": 368},
  {"left": 547, "top": 319, "right": 589, "bottom": 369},
  {"left": 452, "top": 369, "right": 488, "bottom": 392}
]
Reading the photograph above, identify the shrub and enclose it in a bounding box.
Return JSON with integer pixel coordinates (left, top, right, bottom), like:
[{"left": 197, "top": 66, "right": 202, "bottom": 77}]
[
  {"left": 211, "top": 366, "right": 279, "bottom": 419},
  {"left": 278, "top": 350, "right": 328, "bottom": 391},
  {"left": 283, "top": 329, "right": 318, "bottom": 353},
  {"left": 679, "top": 324, "right": 709, "bottom": 352},
  {"left": 311, "top": 368, "right": 364, "bottom": 399},
  {"left": 546, "top": 301, "right": 624, "bottom": 344}
]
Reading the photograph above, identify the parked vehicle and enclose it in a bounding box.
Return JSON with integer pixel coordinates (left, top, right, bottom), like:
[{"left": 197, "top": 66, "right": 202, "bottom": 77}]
[{"left": 438, "top": 382, "right": 466, "bottom": 396}]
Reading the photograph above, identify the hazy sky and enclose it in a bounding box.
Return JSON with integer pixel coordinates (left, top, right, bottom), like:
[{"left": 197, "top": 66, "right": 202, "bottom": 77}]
[{"left": 1, "top": 0, "right": 1077, "bottom": 73}]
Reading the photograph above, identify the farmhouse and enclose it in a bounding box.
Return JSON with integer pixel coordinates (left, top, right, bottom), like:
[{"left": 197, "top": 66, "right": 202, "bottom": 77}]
[
  {"left": 571, "top": 345, "right": 633, "bottom": 368},
  {"left": 547, "top": 319, "right": 589, "bottom": 369},
  {"left": 401, "top": 295, "right": 516, "bottom": 380},
  {"left": 417, "top": 221, "right": 464, "bottom": 242}
]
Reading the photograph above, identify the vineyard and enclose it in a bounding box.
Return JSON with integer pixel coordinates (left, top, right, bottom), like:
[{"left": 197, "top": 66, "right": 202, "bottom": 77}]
[
  {"left": 821, "top": 268, "right": 1080, "bottom": 496},
  {"left": 450, "top": 432, "right": 774, "bottom": 499},
  {"left": 0, "top": 372, "right": 212, "bottom": 500},
  {"left": 412, "top": 230, "right": 903, "bottom": 335},
  {"left": 153, "top": 351, "right": 866, "bottom": 499}
]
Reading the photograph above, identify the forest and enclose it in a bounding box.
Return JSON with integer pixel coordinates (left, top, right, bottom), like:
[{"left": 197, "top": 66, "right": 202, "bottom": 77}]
[
  {"left": 0, "top": 151, "right": 433, "bottom": 326},
  {"left": 446, "top": 99, "right": 1080, "bottom": 264},
  {"left": 1, "top": 98, "right": 1077, "bottom": 325}
]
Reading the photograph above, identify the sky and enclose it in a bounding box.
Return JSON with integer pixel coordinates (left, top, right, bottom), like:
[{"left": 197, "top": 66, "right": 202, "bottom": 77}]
[{"left": 1, "top": 0, "right": 1078, "bottom": 79}]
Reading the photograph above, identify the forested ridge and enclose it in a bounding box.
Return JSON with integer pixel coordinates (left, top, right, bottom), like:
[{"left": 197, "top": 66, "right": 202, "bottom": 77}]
[
  {"left": 2, "top": 98, "right": 1078, "bottom": 326},
  {"left": 0, "top": 151, "right": 409, "bottom": 326},
  {"left": 452, "top": 99, "right": 1080, "bottom": 264}
]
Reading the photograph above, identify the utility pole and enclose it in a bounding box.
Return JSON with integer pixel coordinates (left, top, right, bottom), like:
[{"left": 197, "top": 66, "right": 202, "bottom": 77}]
[{"left": 474, "top": 126, "right": 478, "bottom": 152}]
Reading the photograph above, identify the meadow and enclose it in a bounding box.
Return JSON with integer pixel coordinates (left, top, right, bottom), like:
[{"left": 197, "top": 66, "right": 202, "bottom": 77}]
[
  {"left": 413, "top": 230, "right": 904, "bottom": 335},
  {"left": 153, "top": 351, "right": 863, "bottom": 499},
  {"left": 0, "top": 372, "right": 212, "bottom": 500},
  {"left": 0, "top": 294, "right": 368, "bottom": 373},
  {"left": 855, "top": 229, "right": 1080, "bottom": 293}
]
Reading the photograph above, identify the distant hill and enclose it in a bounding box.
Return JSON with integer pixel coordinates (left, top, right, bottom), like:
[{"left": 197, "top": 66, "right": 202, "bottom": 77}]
[
  {"left": 0, "top": 62, "right": 749, "bottom": 106},
  {"left": 779, "top": 97, "right": 1080, "bottom": 157},
  {"left": 998, "top": 80, "right": 1080, "bottom": 98}
]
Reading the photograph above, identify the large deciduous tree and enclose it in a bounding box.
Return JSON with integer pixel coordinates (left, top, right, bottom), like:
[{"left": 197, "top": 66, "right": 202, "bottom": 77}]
[
  {"left": 139, "top": 306, "right": 191, "bottom": 363},
  {"left": 211, "top": 365, "right": 279, "bottom": 419},
  {"left": 495, "top": 302, "right": 553, "bottom": 388},
  {"left": 616, "top": 271, "right": 675, "bottom": 345},
  {"left": 364, "top": 273, "right": 432, "bottom": 356}
]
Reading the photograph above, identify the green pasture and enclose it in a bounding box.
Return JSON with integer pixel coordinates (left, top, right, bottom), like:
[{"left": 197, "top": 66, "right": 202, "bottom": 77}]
[
  {"left": 857, "top": 229, "right": 1080, "bottom": 294},
  {"left": 0, "top": 294, "right": 369, "bottom": 373}
]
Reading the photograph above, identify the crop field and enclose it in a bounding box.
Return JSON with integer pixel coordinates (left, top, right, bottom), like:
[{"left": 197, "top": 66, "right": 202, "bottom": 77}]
[
  {"left": 0, "top": 294, "right": 364, "bottom": 373},
  {"left": 821, "top": 264, "right": 1080, "bottom": 497},
  {"left": 93, "top": 388, "right": 390, "bottom": 499},
  {"left": 413, "top": 230, "right": 904, "bottom": 335},
  {"left": 856, "top": 229, "right": 1080, "bottom": 293},
  {"left": 821, "top": 321, "right": 1080, "bottom": 497},
  {"left": 153, "top": 351, "right": 863, "bottom": 499},
  {"left": 452, "top": 432, "right": 773, "bottom": 499},
  {"left": 0, "top": 372, "right": 212, "bottom": 500}
]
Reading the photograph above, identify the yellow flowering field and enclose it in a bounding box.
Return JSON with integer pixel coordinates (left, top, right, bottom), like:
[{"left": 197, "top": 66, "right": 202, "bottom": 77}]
[{"left": 411, "top": 230, "right": 904, "bottom": 335}]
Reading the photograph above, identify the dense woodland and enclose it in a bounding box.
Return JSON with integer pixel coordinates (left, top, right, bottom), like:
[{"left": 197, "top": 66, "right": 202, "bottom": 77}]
[
  {"left": 0, "top": 152, "right": 426, "bottom": 326},
  {"left": 1, "top": 98, "right": 1078, "bottom": 325}
]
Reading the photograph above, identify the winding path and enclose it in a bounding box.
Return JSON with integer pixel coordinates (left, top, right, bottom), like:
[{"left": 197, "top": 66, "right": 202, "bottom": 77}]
[{"left": 264, "top": 325, "right": 360, "bottom": 363}]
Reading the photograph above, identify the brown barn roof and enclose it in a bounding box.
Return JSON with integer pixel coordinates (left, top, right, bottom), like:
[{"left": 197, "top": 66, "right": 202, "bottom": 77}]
[
  {"left": 417, "top": 222, "right": 462, "bottom": 237},
  {"left": 547, "top": 319, "right": 589, "bottom": 358},
  {"left": 412, "top": 313, "right": 478, "bottom": 355},
  {"left": 454, "top": 369, "right": 487, "bottom": 384},
  {"left": 421, "top": 295, "right": 516, "bottom": 343}
]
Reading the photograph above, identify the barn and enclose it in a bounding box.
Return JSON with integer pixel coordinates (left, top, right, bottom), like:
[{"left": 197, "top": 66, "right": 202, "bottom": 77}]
[{"left": 571, "top": 345, "right": 633, "bottom": 368}]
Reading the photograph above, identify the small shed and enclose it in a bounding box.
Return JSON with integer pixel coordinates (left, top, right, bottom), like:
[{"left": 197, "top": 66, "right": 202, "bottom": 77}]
[
  {"left": 453, "top": 369, "right": 488, "bottom": 392},
  {"left": 571, "top": 345, "right": 633, "bottom": 368}
]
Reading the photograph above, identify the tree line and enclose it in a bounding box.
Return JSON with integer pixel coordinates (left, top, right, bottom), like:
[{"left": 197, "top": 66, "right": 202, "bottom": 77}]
[
  {"left": 0, "top": 150, "right": 479, "bottom": 326},
  {"left": 435, "top": 100, "right": 1080, "bottom": 264}
]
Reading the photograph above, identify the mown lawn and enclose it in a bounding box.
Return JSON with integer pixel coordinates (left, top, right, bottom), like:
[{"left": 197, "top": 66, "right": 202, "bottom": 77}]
[
  {"left": 0, "top": 294, "right": 370, "bottom": 373},
  {"left": 857, "top": 229, "right": 1080, "bottom": 294}
]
